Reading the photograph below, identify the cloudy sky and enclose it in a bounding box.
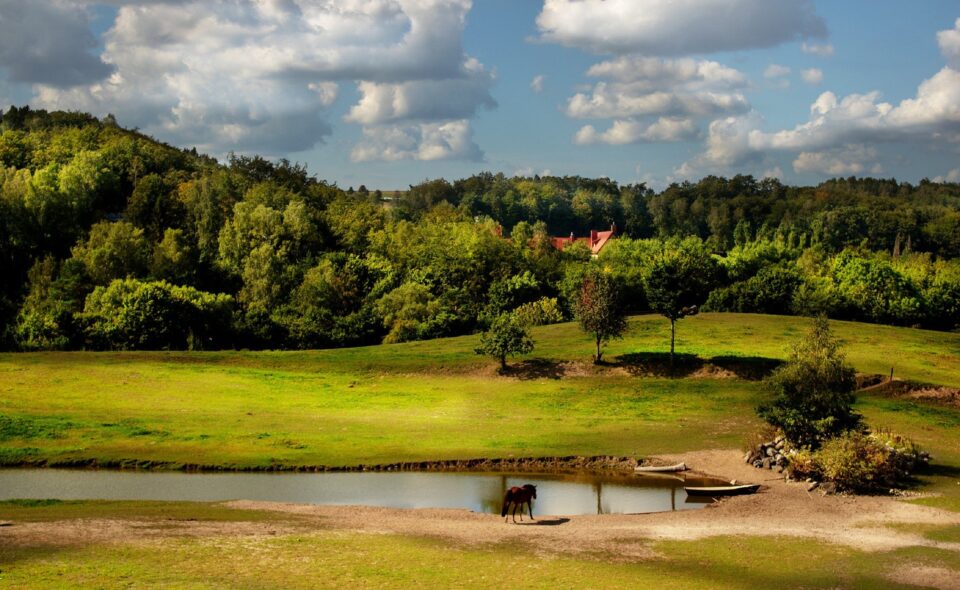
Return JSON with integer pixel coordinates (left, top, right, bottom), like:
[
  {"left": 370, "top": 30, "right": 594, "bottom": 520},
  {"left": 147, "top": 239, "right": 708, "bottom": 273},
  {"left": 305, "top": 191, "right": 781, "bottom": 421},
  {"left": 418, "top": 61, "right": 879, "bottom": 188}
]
[{"left": 1, "top": 0, "right": 959, "bottom": 189}]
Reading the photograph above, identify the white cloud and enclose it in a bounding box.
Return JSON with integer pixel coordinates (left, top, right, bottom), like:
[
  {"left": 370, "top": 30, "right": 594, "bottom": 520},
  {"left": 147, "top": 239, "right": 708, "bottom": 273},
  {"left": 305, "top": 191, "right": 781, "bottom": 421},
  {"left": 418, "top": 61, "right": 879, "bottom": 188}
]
[
  {"left": 345, "top": 62, "right": 496, "bottom": 125},
  {"left": 536, "top": 0, "right": 826, "bottom": 55},
  {"left": 530, "top": 74, "right": 545, "bottom": 93},
  {"left": 801, "top": 42, "right": 835, "bottom": 57},
  {"left": 792, "top": 145, "right": 881, "bottom": 176},
  {"left": 801, "top": 68, "right": 824, "bottom": 85},
  {"left": 563, "top": 57, "right": 748, "bottom": 145},
  {"left": 764, "top": 64, "right": 791, "bottom": 78},
  {"left": 32, "top": 0, "right": 491, "bottom": 160},
  {"left": 939, "top": 18, "right": 960, "bottom": 67},
  {"left": 350, "top": 119, "right": 481, "bottom": 162},
  {"left": 932, "top": 168, "right": 960, "bottom": 183},
  {"left": 575, "top": 117, "right": 698, "bottom": 145},
  {"left": 762, "top": 166, "right": 784, "bottom": 180},
  {"left": 0, "top": 0, "right": 113, "bottom": 87},
  {"left": 677, "top": 60, "right": 960, "bottom": 179}
]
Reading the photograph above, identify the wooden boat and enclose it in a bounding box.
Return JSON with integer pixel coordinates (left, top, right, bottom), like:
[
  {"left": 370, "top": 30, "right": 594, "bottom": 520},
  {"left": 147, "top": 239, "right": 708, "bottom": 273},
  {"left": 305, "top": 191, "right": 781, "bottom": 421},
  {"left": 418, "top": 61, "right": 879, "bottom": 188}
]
[
  {"left": 634, "top": 462, "right": 687, "bottom": 473},
  {"left": 683, "top": 484, "right": 760, "bottom": 497}
]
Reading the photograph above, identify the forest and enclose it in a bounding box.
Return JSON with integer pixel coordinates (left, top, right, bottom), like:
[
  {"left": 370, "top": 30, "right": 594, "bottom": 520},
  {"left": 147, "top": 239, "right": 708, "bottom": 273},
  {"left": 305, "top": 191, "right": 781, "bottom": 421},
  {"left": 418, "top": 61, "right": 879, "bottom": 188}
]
[{"left": 2, "top": 105, "right": 959, "bottom": 351}]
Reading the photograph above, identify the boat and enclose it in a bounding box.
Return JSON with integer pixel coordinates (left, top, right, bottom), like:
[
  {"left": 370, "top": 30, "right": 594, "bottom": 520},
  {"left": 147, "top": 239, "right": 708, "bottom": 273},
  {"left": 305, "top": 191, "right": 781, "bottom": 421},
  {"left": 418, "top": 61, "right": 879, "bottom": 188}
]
[
  {"left": 634, "top": 462, "right": 687, "bottom": 473},
  {"left": 683, "top": 484, "right": 760, "bottom": 497}
]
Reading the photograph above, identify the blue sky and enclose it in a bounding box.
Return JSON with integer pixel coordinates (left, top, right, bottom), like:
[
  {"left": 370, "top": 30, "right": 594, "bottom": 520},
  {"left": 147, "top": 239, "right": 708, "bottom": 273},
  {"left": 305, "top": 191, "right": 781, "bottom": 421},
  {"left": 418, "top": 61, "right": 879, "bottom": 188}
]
[{"left": 1, "top": 1, "right": 959, "bottom": 189}]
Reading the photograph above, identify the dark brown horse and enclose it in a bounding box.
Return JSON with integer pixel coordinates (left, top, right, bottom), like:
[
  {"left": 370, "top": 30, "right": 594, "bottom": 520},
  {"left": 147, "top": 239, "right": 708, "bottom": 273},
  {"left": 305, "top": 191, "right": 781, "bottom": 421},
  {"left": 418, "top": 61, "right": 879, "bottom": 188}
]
[{"left": 501, "top": 484, "right": 537, "bottom": 523}]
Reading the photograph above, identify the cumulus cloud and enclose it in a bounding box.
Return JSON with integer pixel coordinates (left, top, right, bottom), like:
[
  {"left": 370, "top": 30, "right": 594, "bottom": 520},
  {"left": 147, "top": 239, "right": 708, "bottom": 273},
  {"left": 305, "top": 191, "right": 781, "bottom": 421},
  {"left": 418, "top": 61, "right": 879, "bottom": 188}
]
[
  {"left": 563, "top": 57, "right": 748, "bottom": 145},
  {"left": 0, "top": 0, "right": 113, "bottom": 87},
  {"left": 345, "top": 59, "right": 495, "bottom": 125},
  {"left": 31, "top": 0, "right": 492, "bottom": 160},
  {"left": 677, "top": 62, "right": 960, "bottom": 178},
  {"left": 764, "top": 64, "right": 791, "bottom": 78},
  {"left": 801, "top": 68, "right": 824, "bottom": 85},
  {"left": 536, "top": 0, "right": 826, "bottom": 55},
  {"left": 932, "top": 168, "right": 960, "bottom": 183},
  {"left": 575, "top": 117, "right": 698, "bottom": 145},
  {"left": 792, "top": 145, "right": 882, "bottom": 176},
  {"left": 939, "top": 18, "right": 960, "bottom": 65},
  {"left": 350, "top": 119, "right": 481, "bottom": 162},
  {"left": 801, "top": 42, "right": 835, "bottom": 57},
  {"left": 530, "top": 74, "right": 545, "bottom": 93}
]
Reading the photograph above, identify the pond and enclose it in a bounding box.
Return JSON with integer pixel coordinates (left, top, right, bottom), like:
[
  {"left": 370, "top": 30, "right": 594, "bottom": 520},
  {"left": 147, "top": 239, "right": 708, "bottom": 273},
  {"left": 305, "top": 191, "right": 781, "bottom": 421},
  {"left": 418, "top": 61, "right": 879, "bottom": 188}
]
[{"left": 0, "top": 469, "right": 730, "bottom": 516}]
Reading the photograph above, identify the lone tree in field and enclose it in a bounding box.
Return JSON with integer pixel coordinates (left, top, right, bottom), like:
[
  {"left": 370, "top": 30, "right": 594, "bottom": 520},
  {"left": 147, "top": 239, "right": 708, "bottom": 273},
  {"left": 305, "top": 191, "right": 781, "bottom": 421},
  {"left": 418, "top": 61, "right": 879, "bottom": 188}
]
[
  {"left": 757, "top": 315, "right": 862, "bottom": 448},
  {"left": 475, "top": 313, "right": 534, "bottom": 371},
  {"left": 574, "top": 271, "right": 627, "bottom": 363},
  {"left": 643, "top": 238, "right": 719, "bottom": 367}
]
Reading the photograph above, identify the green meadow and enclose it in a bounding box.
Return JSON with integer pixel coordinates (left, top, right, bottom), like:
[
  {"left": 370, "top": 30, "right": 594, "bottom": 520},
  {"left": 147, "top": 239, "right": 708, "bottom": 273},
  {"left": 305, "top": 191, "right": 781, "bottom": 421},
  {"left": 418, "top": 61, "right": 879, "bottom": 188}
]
[{"left": 1, "top": 312, "right": 957, "bottom": 472}]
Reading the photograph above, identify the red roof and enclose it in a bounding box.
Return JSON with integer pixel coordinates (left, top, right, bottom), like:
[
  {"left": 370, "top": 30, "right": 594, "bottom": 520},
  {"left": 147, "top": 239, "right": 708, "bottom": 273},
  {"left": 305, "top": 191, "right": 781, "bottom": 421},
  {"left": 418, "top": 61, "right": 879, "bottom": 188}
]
[{"left": 550, "top": 225, "right": 616, "bottom": 255}]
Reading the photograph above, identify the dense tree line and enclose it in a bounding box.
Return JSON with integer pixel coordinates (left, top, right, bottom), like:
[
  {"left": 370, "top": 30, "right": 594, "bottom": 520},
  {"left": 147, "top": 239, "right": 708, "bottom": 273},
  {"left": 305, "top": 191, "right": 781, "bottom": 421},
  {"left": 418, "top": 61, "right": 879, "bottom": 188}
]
[{"left": 1, "top": 106, "right": 959, "bottom": 351}]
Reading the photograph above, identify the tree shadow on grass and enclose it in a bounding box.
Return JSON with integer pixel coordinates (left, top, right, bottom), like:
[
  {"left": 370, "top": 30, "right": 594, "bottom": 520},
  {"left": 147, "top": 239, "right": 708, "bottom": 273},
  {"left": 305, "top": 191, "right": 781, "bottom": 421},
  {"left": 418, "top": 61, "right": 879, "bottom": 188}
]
[
  {"left": 615, "top": 352, "right": 703, "bottom": 378},
  {"left": 615, "top": 352, "right": 784, "bottom": 380},
  {"left": 709, "top": 356, "right": 784, "bottom": 381},
  {"left": 502, "top": 359, "right": 566, "bottom": 380}
]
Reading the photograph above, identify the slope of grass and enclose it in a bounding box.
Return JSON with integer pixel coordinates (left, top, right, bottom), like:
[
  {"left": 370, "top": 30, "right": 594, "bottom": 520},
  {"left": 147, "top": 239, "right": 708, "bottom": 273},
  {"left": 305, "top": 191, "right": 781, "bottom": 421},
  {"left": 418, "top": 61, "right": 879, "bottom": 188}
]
[{"left": 0, "top": 313, "right": 957, "bottom": 471}]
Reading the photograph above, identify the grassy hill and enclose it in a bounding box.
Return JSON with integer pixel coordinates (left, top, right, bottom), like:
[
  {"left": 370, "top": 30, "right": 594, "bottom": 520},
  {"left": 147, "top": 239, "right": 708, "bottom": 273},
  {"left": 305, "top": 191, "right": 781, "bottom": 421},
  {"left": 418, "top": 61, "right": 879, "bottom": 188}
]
[{"left": 1, "top": 313, "right": 957, "bottom": 475}]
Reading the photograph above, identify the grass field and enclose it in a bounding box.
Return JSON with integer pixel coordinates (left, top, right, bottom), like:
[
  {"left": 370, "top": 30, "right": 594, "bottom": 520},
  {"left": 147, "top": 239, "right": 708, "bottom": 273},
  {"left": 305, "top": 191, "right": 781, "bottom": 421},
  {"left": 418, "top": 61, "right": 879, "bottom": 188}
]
[
  {"left": 1, "top": 313, "right": 957, "bottom": 471},
  {"left": 1, "top": 312, "right": 958, "bottom": 588}
]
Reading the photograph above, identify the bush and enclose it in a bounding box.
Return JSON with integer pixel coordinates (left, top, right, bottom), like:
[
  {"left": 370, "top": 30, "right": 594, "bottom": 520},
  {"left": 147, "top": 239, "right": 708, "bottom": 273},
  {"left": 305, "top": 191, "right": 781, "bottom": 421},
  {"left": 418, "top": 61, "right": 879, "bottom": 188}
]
[
  {"left": 513, "top": 297, "right": 564, "bottom": 327},
  {"left": 757, "top": 316, "right": 862, "bottom": 448},
  {"left": 788, "top": 431, "right": 925, "bottom": 493}
]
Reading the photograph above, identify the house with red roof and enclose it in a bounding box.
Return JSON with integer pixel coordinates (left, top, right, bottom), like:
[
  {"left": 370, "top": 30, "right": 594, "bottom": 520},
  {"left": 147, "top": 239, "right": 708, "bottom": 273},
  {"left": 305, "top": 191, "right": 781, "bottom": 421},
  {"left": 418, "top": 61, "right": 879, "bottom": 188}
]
[{"left": 550, "top": 223, "right": 617, "bottom": 256}]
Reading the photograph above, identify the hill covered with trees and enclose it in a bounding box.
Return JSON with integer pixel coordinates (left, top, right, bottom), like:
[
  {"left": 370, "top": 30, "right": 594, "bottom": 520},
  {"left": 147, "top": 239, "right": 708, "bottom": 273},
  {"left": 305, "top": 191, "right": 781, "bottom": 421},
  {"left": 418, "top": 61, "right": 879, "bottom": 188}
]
[{"left": 2, "top": 106, "right": 959, "bottom": 351}]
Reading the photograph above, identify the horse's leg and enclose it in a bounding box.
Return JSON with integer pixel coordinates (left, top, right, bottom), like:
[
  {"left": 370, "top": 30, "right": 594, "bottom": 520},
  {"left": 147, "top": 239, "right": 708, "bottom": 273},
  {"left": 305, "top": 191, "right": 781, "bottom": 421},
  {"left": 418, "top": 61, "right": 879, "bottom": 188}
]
[
  {"left": 528, "top": 499, "right": 535, "bottom": 521},
  {"left": 512, "top": 503, "right": 519, "bottom": 523}
]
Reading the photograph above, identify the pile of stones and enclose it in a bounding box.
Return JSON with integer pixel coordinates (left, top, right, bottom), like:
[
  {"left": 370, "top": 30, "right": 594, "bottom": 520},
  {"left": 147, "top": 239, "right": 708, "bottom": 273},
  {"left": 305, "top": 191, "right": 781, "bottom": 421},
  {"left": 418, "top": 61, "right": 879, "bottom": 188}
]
[{"left": 744, "top": 435, "right": 788, "bottom": 473}]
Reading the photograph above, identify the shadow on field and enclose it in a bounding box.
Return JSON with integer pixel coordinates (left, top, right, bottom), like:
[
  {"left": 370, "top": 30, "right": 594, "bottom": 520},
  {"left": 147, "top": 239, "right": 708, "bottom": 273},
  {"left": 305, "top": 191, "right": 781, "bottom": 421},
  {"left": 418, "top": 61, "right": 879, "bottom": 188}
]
[
  {"left": 615, "top": 353, "right": 782, "bottom": 380},
  {"left": 504, "top": 359, "right": 566, "bottom": 380},
  {"left": 710, "top": 356, "right": 784, "bottom": 380},
  {"left": 616, "top": 352, "right": 704, "bottom": 378}
]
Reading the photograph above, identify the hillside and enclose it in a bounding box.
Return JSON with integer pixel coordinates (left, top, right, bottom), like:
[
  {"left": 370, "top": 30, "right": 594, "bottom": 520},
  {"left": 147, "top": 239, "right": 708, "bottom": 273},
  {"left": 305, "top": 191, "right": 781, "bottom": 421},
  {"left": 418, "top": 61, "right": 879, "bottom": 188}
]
[{"left": 2, "top": 313, "right": 957, "bottom": 475}]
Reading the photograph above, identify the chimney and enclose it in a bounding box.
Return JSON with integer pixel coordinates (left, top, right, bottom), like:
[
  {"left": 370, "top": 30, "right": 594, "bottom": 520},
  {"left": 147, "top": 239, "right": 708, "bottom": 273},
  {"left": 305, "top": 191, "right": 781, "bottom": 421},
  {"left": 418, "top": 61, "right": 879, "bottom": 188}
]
[
  {"left": 569, "top": 232, "right": 575, "bottom": 241},
  {"left": 590, "top": 229, "right": 598, "bottom": 245},
  {"left": 610, "top": 221, "right": 617, "bottom": 234}
]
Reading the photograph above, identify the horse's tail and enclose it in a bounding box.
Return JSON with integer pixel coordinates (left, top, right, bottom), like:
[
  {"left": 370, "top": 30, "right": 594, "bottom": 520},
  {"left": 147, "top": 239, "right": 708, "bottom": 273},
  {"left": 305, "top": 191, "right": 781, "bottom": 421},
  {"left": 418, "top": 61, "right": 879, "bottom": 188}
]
[{"left": 500, "top": 490, "right": 512, "bottom": 517}]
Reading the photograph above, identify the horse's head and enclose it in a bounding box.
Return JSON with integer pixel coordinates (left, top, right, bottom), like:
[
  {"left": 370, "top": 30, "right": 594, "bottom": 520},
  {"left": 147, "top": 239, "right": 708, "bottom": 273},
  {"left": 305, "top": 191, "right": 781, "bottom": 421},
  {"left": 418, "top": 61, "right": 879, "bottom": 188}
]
[{"left": 525, "top": 484, "right": 537, "bottom": 499}]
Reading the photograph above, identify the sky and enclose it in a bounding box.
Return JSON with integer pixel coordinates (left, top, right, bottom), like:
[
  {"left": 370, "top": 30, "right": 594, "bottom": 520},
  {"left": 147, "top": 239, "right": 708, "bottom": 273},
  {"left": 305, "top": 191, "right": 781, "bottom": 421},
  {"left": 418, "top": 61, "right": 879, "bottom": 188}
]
[{"left": 1, "top": 0, "right": 959, "bottom": 190}]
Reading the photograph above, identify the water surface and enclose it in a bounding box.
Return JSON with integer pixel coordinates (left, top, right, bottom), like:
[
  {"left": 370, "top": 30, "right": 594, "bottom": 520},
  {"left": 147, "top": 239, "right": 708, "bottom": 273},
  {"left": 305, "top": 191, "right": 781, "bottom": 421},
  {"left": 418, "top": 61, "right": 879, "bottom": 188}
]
[{"left": 0, "top": 469, "right": 727, "bottom": 515}]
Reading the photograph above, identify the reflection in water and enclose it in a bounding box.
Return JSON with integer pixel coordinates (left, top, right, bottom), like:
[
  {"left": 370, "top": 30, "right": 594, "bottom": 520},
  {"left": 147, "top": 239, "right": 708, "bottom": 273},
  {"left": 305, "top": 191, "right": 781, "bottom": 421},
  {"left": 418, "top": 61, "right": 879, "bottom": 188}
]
[{"left": 0, "top": 469, "right": 728, "bottom": 516}]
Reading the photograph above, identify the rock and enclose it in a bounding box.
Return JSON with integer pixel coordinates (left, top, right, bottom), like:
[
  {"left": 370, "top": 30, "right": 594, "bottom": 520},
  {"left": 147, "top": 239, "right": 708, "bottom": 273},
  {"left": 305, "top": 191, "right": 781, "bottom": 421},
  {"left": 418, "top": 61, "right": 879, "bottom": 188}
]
[
  {"left": 766, "top": 447, "right": 776, "bottom": 457},
  {"left": 775, "top": 465, "right": 784, "bottom": 474},
  {"left": 775, "top": 441, "right": 784, "bottom": 451},
  {"left": 762, "top": 458, "right": 772, "bottom": 470},
  {"left": 820, "top": 482, "right": 838, "bottom": 495},
  {"left": 744, "top": 451, "right": 752, "bottom": 464},
  {"left": 807, "top": 482, "right": 820, "bottom": 492},
  {"left": 753, "top": 460, "right": 763, "bottom": 468},
  {"left": 775, "top": 435, "right": 785, "bottom": 444}
]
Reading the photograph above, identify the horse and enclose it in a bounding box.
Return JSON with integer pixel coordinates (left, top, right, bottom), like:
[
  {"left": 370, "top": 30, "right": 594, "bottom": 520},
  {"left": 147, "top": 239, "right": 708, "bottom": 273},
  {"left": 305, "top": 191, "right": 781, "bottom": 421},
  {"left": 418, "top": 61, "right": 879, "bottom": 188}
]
[{"left": 501, "top": 484, "right": 537, "bottom": 523}]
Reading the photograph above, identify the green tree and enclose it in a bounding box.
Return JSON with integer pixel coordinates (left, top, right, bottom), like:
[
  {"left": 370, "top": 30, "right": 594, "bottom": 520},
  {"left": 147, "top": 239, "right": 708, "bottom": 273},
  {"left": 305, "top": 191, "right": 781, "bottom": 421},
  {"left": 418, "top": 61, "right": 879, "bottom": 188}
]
[
  {"left": 474, "top": 313, "right": 534, "bottom": 371},
  {"left": 71, "top": 220, "right": 151, "bottom": 285},
  {"left": 757, "top": 316, "right": 862, "bottom": 448},
  {"left": 643, "top": 238, "right": 719, "bottom": 366},
  {"left": 574, "top": 271, "right": 627, "bottom": 363}
]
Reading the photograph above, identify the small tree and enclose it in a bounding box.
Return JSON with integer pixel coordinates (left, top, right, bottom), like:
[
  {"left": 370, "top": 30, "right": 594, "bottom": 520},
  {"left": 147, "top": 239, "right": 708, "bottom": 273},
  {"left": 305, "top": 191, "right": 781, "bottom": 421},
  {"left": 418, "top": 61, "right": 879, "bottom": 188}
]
[
  {"left": 757, "top": 316, "right": 862, "bottom": 448},
  {"left": 574, "top": 271, "right": 627, "bottom": 363},
  {"left": 475, "top": 313, "right": 534, "bottom": 371},
  {"left": 643, "top": 238, "right": 719, "bottom": 367}
]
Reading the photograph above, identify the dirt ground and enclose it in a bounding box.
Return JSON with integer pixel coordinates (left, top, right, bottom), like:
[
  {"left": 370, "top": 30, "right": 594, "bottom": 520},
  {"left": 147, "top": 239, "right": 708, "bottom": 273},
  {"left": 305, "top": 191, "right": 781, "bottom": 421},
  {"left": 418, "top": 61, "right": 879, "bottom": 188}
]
[{"left": 5, "top": 450, "right": 959, "bottom": 561}]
